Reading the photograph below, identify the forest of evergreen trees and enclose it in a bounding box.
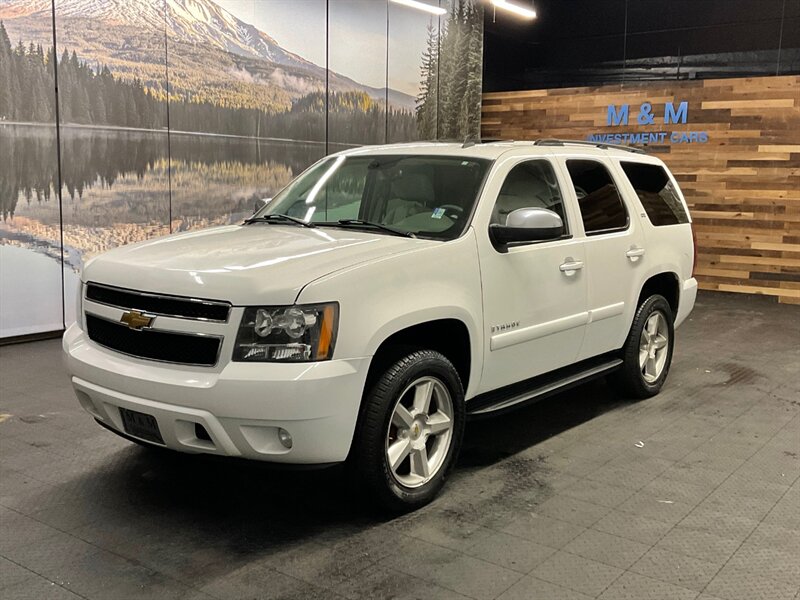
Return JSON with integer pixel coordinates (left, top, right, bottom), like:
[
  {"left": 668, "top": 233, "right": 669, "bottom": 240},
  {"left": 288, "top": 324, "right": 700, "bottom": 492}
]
[
  {"left": 1, "top": 0, "right": 483, "bottom": 145},
  {"left": 0, "top": 0, "right": 483, "bottom": 220},
  {"left": 0, "top": 24, "right": 55, "bottom": 123},
  {"left": 0, "top": 20, "right": 163, "bottom": 129},
  {"left": 416, "top": 0, "right": 483, "bottom": 140},
  {"left": 0, "top": 21, "right": 417, "bottom": 143}
]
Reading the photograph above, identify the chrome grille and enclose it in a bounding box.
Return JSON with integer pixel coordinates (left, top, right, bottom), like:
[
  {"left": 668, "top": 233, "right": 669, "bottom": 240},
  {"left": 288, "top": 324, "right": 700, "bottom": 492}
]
[{"left": 86, "top": 283, "right": 231, "bottom": 322}]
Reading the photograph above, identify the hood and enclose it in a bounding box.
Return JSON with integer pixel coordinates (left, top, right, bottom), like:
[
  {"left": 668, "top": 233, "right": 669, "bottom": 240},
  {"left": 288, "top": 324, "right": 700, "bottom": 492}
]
[{"left": 83, "top": 224, "right": 430, "bottom": 305}]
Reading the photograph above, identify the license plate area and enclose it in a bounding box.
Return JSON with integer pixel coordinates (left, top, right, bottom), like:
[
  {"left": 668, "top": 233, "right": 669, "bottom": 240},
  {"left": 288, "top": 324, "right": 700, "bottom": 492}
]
[{"left": 119, "top": 407, "right": 164, "bottom": 445}]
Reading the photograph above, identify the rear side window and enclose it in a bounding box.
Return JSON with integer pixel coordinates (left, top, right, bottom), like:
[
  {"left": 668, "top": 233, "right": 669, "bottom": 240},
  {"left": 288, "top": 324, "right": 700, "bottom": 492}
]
[
  {"left": 620, "top": 162, "right": 690, "bottom": 226},
  {"left": 566, "top": 160, "right": 628, "bottom": 235}
]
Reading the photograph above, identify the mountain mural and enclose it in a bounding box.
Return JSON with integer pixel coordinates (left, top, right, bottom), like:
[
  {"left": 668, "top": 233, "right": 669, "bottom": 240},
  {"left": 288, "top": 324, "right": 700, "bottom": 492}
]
[
  {"left": 0, "top": 0, "right": 484, "bottom": 337},
  {"left": 0, "top": 0, "right": 416, "bottom": 113}
]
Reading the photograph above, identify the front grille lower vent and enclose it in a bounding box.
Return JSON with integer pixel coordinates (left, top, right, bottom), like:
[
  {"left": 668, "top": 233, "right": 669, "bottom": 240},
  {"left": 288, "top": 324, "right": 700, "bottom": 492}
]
[
  {"left": 86, "top": 283, "right": 230, "bottom": 322},
  {"left": 86, "top": 315, "right": 221, "bottom": 366}
]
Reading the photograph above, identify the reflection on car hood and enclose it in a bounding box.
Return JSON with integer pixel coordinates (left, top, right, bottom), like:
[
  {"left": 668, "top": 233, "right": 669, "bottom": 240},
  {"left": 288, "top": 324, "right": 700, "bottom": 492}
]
[{"left": 82, "top": 224, "right": 432, "bottom": 305}]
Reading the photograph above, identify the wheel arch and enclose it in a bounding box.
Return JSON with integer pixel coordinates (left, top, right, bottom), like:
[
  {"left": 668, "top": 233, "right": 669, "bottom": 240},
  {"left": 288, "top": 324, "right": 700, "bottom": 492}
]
[
  {"left": 637, "top": 271, "right": 680, "bottom": 317},
  {"left": 364, "top": 317, "right": 474, "bottom": 400}
]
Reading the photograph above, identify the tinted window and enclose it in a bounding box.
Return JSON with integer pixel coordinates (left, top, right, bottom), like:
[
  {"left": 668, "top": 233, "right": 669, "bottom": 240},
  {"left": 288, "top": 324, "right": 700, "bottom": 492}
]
[
  {"left": 491, "top": 160, "right": 566, "bottom": 227},
  {"left": 566, "top": 160, "right": 628, "bottom": 234},
  {"left": 620, "top": 162, "right": 690, "bottom": 226}
]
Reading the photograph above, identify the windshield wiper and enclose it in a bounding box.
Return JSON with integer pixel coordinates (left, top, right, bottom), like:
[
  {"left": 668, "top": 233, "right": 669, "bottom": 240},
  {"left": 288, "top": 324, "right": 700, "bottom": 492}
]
[
  {"left": 331, "top": 219, "right": 415, "bottom": 238},
  {"left": 243, "top": 213, "right": 316, "bottom": 228}
]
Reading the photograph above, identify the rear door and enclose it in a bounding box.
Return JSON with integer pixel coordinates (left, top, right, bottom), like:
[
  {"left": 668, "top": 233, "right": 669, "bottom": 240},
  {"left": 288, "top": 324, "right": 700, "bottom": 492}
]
[{"left": 558, "top": 157, "right": 647, "bottom": 361}]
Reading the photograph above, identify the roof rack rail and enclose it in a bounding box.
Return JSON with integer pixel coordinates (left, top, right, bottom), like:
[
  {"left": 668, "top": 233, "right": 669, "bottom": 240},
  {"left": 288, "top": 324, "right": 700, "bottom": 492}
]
[
  {"left": 533, "top": 138, "right": 646, "bottom": 154},
  {"left": 461, "top": 136, "right": 514, "bottom": 148}
]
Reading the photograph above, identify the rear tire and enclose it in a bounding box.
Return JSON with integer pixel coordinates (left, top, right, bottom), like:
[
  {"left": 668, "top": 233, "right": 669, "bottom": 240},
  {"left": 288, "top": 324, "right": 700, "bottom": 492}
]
[
  {"left": 351, "top": 349, "right": 465, "bottom": 512},
  {"left": 608, "top": 295, "right": 675, "bottom": 399}
]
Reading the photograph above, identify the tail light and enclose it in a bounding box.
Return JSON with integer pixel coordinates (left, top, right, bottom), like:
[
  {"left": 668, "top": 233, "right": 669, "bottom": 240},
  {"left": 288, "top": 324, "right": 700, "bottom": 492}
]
[{"left": 691, "top": 226, "right": 698, "bottom": 277}]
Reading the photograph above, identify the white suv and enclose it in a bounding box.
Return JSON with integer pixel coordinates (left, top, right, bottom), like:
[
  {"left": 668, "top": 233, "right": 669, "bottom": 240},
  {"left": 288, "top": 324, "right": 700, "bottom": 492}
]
[{"left": 63, "top": 139, "right": 697, "bottom": 510}]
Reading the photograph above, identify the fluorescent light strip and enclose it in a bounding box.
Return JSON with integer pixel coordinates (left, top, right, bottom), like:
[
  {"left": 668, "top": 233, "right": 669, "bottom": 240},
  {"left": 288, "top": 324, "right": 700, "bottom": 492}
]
[
  {"left": 390, "top": 0, "right": 447, "bottom": 16},
  {"left": 492, "top": 0, "right": 537, "bottom": 19}
]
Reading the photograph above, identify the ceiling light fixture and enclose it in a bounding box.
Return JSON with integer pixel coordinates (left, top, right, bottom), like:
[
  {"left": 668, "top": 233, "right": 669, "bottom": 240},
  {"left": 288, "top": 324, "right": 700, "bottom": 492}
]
[
  {"left": 491, "top": 0, "right": 537, "bottom": 19},
  {"left": 389, "top": 0, "right": 447, "bottom": 16}
]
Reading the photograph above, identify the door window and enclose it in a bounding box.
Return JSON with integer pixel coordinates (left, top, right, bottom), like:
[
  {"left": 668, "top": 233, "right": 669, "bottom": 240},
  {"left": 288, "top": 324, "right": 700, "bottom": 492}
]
[
  {"left": 566, "top": 160, "right": 628, "bottom": 235},
  {"left": 619, "top": 162, "right": 690, "bottom": 226},
  {"left": 491, "top": 160, "right": 567, "bottom": 228}
]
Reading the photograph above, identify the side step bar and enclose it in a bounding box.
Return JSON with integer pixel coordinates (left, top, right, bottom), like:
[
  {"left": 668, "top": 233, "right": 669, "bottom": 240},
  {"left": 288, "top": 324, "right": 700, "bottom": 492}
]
[{"left": 467, "top": 355, "right": 623, "bottom": 418}]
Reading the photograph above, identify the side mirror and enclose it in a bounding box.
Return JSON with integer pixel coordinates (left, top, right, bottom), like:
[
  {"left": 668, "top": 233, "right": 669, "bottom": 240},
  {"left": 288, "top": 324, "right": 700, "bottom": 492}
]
[
  {"left": 489, "top": 207, "right": 564, "bottom": 250},
  {"left": 254, "top": 197, "right": 272, "bottom": 214}
]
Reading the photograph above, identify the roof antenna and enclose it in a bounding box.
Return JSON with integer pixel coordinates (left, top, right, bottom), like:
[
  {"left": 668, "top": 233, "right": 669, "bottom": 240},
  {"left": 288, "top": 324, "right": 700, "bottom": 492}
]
[{"left": 462, "top": 137, "right": 477, "bottom": 148}]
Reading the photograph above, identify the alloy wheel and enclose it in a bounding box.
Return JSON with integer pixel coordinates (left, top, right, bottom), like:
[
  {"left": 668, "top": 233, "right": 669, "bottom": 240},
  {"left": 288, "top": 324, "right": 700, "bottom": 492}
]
[
  {"left": 639, "top": 311, "right": 670, "bottom": 383},
  {"left": 385, "top": 376, "right": 454, "bottom": 488}
]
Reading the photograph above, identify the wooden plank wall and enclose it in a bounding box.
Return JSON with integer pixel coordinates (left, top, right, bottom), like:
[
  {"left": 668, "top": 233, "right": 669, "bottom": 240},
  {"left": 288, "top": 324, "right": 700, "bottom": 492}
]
[{"left": 482, "top": 75, "right": 800, "bottom": 304}]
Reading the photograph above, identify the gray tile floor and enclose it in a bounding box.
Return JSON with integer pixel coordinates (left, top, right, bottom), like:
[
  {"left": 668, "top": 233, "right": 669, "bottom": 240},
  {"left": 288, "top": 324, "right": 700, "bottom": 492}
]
[{"left": 1, "top": 291, "right": 798, "bottom": 600}]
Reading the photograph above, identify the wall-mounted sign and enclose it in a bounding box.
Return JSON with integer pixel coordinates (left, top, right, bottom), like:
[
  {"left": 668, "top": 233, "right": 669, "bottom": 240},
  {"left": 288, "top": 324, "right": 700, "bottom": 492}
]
[{"left": 587, "top": 100, "right": 708, "bottom": 145}]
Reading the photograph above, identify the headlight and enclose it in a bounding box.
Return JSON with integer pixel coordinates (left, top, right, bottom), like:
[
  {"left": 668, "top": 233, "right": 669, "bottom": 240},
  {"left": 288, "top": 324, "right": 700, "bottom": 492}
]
[{"left": 233, "top": 303, "right": 338, "bottom": 362}]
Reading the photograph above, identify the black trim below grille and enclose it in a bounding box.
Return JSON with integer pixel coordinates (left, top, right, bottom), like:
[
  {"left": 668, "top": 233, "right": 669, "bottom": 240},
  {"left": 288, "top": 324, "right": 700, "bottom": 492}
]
[
  {"left": 86, "top": 314, "right": 221, "bottom": 366},
  {"left": 86, "top": 283, "right": 230, "bottom": 322}
]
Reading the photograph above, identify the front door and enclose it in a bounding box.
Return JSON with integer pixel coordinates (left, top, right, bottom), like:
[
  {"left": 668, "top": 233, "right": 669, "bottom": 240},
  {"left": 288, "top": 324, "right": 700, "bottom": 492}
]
[{"left": 476, "top": 158, "right": 588, "bottom": 394}]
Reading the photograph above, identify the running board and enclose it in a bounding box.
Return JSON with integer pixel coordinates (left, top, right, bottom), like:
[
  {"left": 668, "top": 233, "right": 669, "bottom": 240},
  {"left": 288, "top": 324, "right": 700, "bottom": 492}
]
[{"left": 467, "top": 355, "right": 623, "bottom": 418}]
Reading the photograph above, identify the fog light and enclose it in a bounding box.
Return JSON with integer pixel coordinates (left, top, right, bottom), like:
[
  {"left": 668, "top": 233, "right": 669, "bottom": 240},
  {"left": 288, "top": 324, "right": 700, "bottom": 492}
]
[{"left": 278, "top": 428, "right": 293, "bottom": 449}]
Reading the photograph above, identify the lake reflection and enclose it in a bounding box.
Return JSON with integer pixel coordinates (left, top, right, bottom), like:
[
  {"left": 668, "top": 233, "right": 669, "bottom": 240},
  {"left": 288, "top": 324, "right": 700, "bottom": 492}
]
[
  {"left": 1, "top": 123, "right": 325, "bottom": 264},
  {"left": 0, "top": 123, "right": 325, "bottom": 336}
]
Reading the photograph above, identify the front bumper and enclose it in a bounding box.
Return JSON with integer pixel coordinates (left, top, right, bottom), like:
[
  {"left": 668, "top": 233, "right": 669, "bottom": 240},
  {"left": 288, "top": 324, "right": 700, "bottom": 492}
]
[{"left": 62, "top": 324, "right": 370, "bottom": 463}]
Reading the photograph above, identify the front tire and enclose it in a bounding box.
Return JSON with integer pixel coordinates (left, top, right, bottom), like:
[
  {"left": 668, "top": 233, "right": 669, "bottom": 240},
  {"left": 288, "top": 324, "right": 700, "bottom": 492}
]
[
  {"left": 352, "top": 349, "right": 465, "bottom": 512},
  {"left": 609, "top": 295, "right": 675, "bottom": 399}
]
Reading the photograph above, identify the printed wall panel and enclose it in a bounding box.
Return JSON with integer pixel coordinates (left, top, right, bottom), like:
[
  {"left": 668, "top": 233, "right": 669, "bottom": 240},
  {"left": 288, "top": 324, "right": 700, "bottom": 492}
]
[
  {"left": 0, "top": 10, "right": 64, "bottom": 337},
  {"left": 53, "top": 0, "right": 172, "bottom": 328},
  {"left": 435, "top": 0, "right": 483, "bottom": 141},
  {"left": 387, "top": 0, "right": 438, "bottom": 143},
  {"left": 167, "top": 0, "right": 326, "bottom": 231},
  {"left": 0, "top": 0, "right": 484, "bottom": 338},
  {"left": 328, "top": 0, "right": 391, "bottom": 148}
]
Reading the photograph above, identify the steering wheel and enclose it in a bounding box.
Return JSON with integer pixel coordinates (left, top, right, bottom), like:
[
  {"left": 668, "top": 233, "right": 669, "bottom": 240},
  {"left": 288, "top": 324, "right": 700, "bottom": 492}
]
[{"left": 439, "top": 204, "right": 464, "bottom": 220}]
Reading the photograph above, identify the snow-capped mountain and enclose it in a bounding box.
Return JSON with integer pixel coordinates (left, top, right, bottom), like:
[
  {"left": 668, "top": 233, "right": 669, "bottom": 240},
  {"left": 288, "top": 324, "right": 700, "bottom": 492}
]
[
  {"left": 168, "top": 0, "right": 316, "bottom": 70},
  {"left": 6, "top": 0, "right": 318, "bottom": 70},
  {"left": 0, "top": 0, "right": 417, "bottom": 110}
]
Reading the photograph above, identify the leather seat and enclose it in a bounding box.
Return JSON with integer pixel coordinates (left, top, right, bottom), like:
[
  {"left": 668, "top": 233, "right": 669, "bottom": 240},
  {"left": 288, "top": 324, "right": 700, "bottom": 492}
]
[
  {"left": 385, "top": 174, "right": 435, "bottom": 224},
  {"left": 492, "top": 170, "right": 561, "bottom": 225}
]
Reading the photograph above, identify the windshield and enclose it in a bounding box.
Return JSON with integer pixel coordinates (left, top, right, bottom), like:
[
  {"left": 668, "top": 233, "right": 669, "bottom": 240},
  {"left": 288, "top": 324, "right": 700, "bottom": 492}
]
[{"left": 255, "top": 154, "right": 492, "bottom": 240}]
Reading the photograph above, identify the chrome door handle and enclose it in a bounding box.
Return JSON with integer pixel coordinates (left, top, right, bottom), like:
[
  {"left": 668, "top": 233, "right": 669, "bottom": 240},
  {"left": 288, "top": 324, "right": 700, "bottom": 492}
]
[
  {"left": 559, "top": 260, "right": 584, "bottom": 276},
  {"left": 626, "top": 246, "right": 646, "bottom": 261}
]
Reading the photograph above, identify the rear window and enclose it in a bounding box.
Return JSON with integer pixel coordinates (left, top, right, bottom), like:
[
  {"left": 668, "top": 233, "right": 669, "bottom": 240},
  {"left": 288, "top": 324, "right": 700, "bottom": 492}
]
[{"left": 620, "top": 162, "right": 690, "bottom": 226}]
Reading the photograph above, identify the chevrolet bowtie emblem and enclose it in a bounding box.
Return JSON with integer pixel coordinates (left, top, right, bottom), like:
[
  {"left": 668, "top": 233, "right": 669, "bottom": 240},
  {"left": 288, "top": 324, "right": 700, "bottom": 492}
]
[{"left": 120, "top": 310, "right": 155, "bottom": 331}]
